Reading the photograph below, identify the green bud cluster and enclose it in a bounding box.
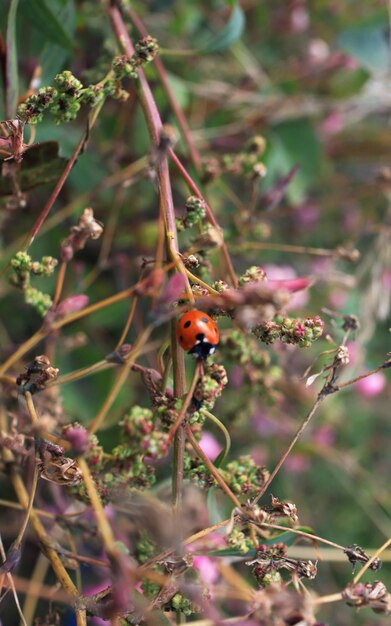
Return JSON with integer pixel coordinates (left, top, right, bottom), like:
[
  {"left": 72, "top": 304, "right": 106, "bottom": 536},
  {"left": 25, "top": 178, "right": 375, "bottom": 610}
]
[
  {"left": 112, "top": 55, "right": 138, "bottom": 80},
  {"left": 85, "top": 434, "right": 105, "bottom": 470},
  {"left": 170, "top": 593, "right": 198, "bottom": 616},
  {"left": 227, "top": 528, "right": 253, "bottom": 554},
  {"left": 220, "top": 329, "right": 261, "bottom": 365},
  {"left": 238, "top": 265, "right": 267, "bottom": 286},
  {"left": 221, "top": 455, "right": 269, "bottom": 498},
  {"left": 193, "top": 363, "right": 228, "bottom": 412},
  {"left": 253, "top": 314, "right": 324, "bottom": 348},
  {"left": 112, "top": 36, "right": 159, "bottom": 80},
  {"left": 184, "top": 455, "right": 216, "bottom": 490},
  {"left": 10, "top": 252, "right": 58, "bottom": 316},
  {"left": 202, "top": 135, "right": 267, "bottom": 183},
  {"left": 134, "top": 36, "right": 159, "bottom": 64},
  {"left": 18, "top": 36, "right": 158, "bottom": 126},
  {"left": 18, "top": 87, "right": 56, "bottom": 123},
  {"left": 24, "top": 287, "right": 53, "bottom": 317},
  {"left": 135, "top": 530, "right": 157, "bottom": 563},
  {"left": 177, "top": 196, "right": 206, "bottom": 231},
  {"left": 212, "top": 280, "right": 230, "bottom": 293}
]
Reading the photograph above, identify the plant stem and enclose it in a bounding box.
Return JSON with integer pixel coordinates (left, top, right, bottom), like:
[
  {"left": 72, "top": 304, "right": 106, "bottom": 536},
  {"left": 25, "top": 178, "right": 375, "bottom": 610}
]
[
  {"left": 252, "top": 394, "right": 324, "bottom": 505},
  {"left": 261, "top": 522, "right": 346, "bottom": 551},
  {"left": 10, "top": 470, "right": 85, "bottom": 618},
  {"left": 52, "top": 260, "right": 67, "bottom": 306},
  {"left": 77, "top": 458, "right": 117, "bottom": 556},
  {"left": 352, "top": 537, "right": 391, "bottom": 584},
  {"left": 124, "top": 4, "right": 202, "bottom": 171},
  {"left": 169, "top": 150, "right": 238, "bottom": 288},
  {"left": 232, "top": 241, "right": 359, "bottom": 259},
  {"left": 185, "top": 425, "right": 241, "bottom": 508},
  {"left": 87, "top": 325, "right": 153, "bottom": 434},
  {"left": 168, "top": 361, "right": 201, "bottom": 442},
  {"left": 201, "top": 409, "right": 231, "bottom": 464},
  {"left": 115, "top": 296, "right": 138, "bottom": 350}
]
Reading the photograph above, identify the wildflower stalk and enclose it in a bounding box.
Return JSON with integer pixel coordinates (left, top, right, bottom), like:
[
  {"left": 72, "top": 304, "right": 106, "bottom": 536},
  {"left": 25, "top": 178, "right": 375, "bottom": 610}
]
[
  {"left": 201, "top": 408, "right": 231, "bottom": 463},
  {"left": 21, "top": 102, "right": 104, "bottom": 252},
  {"left": 10, "top": 470, "right": 86, "bottom": 624},
  {"left": 352, "top": 537, "right": 391, "bottom": 584},
  {"left": 107, "top": 4, "right": 191, "bottom": 521},
  {"left": 252, "top": 394, "right": 324, "bottom": 505},
  {"left": 52, "top": 260, "right": 67, "bottom": 306},
  {"left": 115, "top": 296, "right": 138, "bottom": 350},
  {"left": 233, "top": 241, "right": 360, "bottom": 259},
  {"left": 185, "top": 425, "right": 241, "bottom": 508},
  {"left": 169, "top": 150, "right": 238, "bottom": 288},
  {"left": 0, "top": 273, "right": 165, "bottom": 376},
  {"left": 124, "top": 2, "right": 202, "bottom": 170},
  {"left": 168, "top": 361, "right": 202, "bottom": 442},
  {"left": 87, "top": 325, "right": 154, "bottom": 434},
  {"left": 77, "top": 458, "right": 117, "bottom": 556}
]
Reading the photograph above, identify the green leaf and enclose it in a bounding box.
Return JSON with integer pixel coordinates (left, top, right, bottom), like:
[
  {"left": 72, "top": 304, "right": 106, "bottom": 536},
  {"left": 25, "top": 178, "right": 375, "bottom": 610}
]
[
  {"left": 5, "top": 0, "right": 20, "bottom": 118},
  {"left": 0, "top": 142, "right": 67, "bottom": 200},
  {"left": 21, "top": 0, "right": 74, "bottom": 50},
  {"left": 202, "top": 3, "right": 245, "bottom": 53},
  {"left": 265, "top": 119, "right": 321, "bottom": 204},
  {"left": 39, "top": 1, "right": 76, "bottom": 83},
  {"left": 338, "top": 23, "right": 390, "bottom": 73}
]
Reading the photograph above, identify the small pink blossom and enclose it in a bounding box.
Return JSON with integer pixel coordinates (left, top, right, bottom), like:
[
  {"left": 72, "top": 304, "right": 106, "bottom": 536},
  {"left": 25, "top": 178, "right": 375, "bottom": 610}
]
[
  {"left": 313, "top": 425, "right": 336, "bottom": 448},
  {"left": 159, "top": 273, "right": 187, "bottom": 305},
  {"left": 291, "top": 7, "right": 309, "bottom": 32},
  {"left": 193, "top": 555, "right": 219, "bottom": 584},
  {"left": 55, "top": 294, "right": 89, "bottom": 316},
  {"left": 264, "top": 265, "right": 309, "bottom": 310},
  {"left": 382, "top": 270, "right": 391, "bottom": 290},
  {"left": 285, "top": 453, "right": 310, "bottom": 474},
  {"left": 356, "top": 372, "right": 386, "bottom": 398},
  {"left": 63, "top": 424, "right": 89, "bottom": 454},
  {"left": 199, "top": 431, "right": 222, "bottom": 461},
  {"left": 320, "top": 112, "right": 345, "bottom": 136}
]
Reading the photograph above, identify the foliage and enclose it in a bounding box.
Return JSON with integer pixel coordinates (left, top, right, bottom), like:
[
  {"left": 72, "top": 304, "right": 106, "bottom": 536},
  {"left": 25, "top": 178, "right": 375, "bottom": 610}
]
[{"left": 0, "top": 1, "right": 390, "bottom": 625}]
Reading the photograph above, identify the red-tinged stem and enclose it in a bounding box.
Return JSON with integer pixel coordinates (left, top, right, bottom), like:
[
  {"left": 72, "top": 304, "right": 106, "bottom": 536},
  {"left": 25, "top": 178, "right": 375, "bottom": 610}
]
[
  {"left": 185, "top": 425, "right": 242, "bottom": 508},
  {"left": 168, "top": 361, "right": 201, "bottom": 443},
  {"left": 108, "top": 4, "right": 188, "bottom": 515},
  {"left": 169, "top": 149, "right": 238, "bottom": 288},
  {"left": 21, "top": 131, "right": 87, "bottom": 251},
  {"left": 124, "top": 3, "right": 202, "bottom": 171}
]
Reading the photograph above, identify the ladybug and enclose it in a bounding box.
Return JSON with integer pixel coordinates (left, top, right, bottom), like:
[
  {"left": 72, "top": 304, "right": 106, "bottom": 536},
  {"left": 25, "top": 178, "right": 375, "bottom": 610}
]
[{"left": 177, "top": 310, "right": 219, "bottom": 359}]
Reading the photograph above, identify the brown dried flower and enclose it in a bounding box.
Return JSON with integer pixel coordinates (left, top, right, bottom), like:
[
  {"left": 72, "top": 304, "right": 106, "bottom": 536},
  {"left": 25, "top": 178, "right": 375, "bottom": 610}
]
[
  {"left": 269, "top": 495, "right": 299, "bottom": 524},
  {"left": 38, "top": 444, "right": 82, "bottom": 485},
  {"left": 16, "top": 355, "right": 59, "bottom": 394},
  {"left": 61, "top": 208, "right": 103, "bottom": 260},
  {"left": 343, "top": 580, "right": 390, "bottom": 614}
]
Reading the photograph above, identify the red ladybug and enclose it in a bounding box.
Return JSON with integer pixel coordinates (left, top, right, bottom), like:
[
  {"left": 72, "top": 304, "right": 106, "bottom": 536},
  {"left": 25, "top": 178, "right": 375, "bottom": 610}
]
[{"left": 177, "top": 310, "right": 219, "bottom": 359}]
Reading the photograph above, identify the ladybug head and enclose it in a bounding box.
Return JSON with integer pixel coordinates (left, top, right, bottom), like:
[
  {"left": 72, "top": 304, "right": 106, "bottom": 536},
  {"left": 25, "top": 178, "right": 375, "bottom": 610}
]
[{"left": 188, "top": 336, "right": 216, "bottom": 360}]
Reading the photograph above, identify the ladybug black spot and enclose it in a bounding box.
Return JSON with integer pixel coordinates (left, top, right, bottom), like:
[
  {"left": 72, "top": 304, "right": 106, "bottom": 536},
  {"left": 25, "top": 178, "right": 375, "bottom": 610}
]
[
  {"left": 179, "top": 335, "right": 183, "bottom": 342},
  {"left": 196, "top": 333, "right": 205, "bottom": 341},
  {"left": 201, "top": 317, "right": 209, "bottom": 323},
  {"left": 184, "top": 320, "right": 191, "bottom": 328}
]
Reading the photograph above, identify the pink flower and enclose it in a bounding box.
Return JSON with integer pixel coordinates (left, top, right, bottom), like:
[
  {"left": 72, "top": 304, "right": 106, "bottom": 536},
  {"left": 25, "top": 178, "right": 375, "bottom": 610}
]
[
  {"left": 264, "top": 265, "right": 309, "bottom": 310},
  {"left": 356, "top": 372, "right": 386, "bottom": 397},
  {"left": 313, "top": 425, "right": 335, "bottom": 448},
  {"left": 63, "top": 424, "right": 89, "bottom": 454},
  {"left": 199, "top": 431, "right": 222, "bottom": 461},
  {"left": 291, "top": 6, "right": 309, "bottom": 32},
  {"left": 320, "top": 112, "right": 345, "bottom": 136},
  {"left": 55, "top": 294, "right": 89, "bottom": 316},
  {"left": 285, "top": 453, "right": 310, "bottom": 474},
  {"left": 193, "top": 555, "right": 219, "bottom": 584}
]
